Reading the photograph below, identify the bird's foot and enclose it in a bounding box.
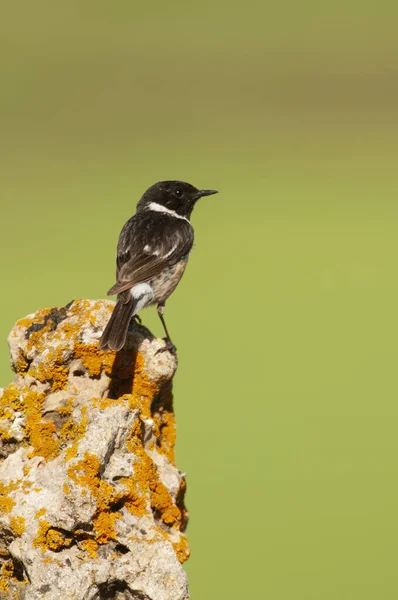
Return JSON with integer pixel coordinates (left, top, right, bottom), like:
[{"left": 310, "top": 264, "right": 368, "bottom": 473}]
[{"left": 156, "top": 338, "right": 177, "bottom": 356}]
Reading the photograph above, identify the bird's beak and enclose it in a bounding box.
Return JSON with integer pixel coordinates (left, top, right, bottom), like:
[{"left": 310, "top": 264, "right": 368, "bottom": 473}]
[{"left": 195, "top": 189, "right": 218, "bottom": 199}]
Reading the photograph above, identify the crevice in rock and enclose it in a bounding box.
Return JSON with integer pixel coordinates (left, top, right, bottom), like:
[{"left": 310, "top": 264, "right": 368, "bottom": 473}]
[
  {"left": 0, "top": 439, "right": 21, "bottom": 461},
  {"left": 107, "top": 349, "right": 139, "bottom": 399},
  {"left": 86, "top": 580, "right": 151, "bottom": 600},
  {"left": 176, "top": 479, "right": 189, "bottom": 533},
  {"left": 150, "top": 382, "right": 173, "bottom": 415},
  {"left": 25, "top": 300, "right": 74, "bottom": 340},
  {"left": 45, "top": 526, "right": 75, "bottom": 552},
  {"left": 11, "top": 554, "right": 30, "bottom": 583},
  {"left": 72, "top": 368, "right": 86, "bottom": 377},
  {"left": 114, "top": 543, "right": 129, "bottom": 555}
]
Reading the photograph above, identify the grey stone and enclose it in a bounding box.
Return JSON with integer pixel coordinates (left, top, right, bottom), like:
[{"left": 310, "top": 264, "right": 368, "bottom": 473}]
[{"left": 0, "top": 300, "right": 189, "bottom": 599}]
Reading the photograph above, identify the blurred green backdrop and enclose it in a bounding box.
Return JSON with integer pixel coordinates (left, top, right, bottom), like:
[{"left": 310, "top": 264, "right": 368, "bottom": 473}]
[{"left": 1, "top": 1, "right": 398, "bottom": 598}]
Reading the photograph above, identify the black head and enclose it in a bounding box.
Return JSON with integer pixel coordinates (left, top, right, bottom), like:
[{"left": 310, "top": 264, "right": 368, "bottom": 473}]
[{"left": 136, "top": 180, "right": 218, "bottom": 219}]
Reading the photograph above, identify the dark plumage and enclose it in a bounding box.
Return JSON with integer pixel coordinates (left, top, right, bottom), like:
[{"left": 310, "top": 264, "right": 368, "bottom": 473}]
[{"left": 99, "top": 181, "right": 217, "bottom": 352}]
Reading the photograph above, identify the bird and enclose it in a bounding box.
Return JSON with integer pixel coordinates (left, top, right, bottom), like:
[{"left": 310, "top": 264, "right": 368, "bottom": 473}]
[{"left": 99, "top": 180, "right": 218, "bottom": 352}]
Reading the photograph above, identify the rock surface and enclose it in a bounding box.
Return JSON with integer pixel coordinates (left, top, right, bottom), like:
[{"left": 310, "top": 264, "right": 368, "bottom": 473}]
[{"left": 0, "top": 300, "right": 189, "bottom": 599}]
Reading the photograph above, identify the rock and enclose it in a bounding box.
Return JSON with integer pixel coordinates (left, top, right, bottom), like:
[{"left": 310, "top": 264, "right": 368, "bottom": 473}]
[{"left": 0, "top": 300, "right": 189, "bottom": 599}]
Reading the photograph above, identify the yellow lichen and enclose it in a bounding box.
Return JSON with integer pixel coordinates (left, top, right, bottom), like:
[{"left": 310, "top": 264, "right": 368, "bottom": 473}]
[
  {"left": 9, "top": 515, "right": 25, "bottom": 536},
  {"left": 35, "top": 508, "right": 47, "bottom": 519},
  {"left": 63, "top": 483, "right": 71, "bottom": 495}
]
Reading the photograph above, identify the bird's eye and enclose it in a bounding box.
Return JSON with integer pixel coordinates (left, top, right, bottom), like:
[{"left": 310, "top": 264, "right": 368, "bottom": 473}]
[{"left": 174, "top": 189, "right": 184, "bottom": 198}]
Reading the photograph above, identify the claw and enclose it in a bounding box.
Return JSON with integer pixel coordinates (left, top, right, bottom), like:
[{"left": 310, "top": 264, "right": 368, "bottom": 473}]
[{"left": 155, "top": 339, "right": 177, "bottom": 356}]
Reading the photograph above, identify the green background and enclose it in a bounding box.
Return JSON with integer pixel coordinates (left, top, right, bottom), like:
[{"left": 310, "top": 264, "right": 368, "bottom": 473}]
[{"left": 1, "top": 1, "right": 398, "bottom": 597}]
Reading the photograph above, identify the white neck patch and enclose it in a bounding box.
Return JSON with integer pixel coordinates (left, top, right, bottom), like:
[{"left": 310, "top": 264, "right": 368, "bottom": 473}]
[{"left": 148, "top": 202, "right": 190, "bottom": 223}]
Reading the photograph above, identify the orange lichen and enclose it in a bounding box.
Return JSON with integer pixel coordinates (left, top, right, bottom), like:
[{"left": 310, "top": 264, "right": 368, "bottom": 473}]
[
  {"left": 0, "top": 482, "right": 17, "bottom": 515},
  {"left": 23, "top": 390, "right": 59, "bottom": 460},
  {"left": 80, "top": 538, "right": 98, "bottom": 558},
  {"left": 29, "top": 422, "right": 59, "bottom": 460},
  {"left": 120, "top": 476, "right": 147, "bottom": 518},
  {"left": 29, "top": 348, "right": 69, "bottom": 392},
  {"left": 93, "top": 512, "right": 120, "bottom": 544},
  {"left": 24, "top": 314, "right": 54, "bottom": 355},
  {"left": 33, "top": 519, "right": 72, "bottom": 552},
  {"left": 9, "top": 516, "right": 25, "bottom": 536},
  {"left": 67, "top": 452, "right": 120, "bottom": 544},
  {"left": 129, "top": 353, "right": 158, "bottom": 411},
  {"left": 62, "top": 406, "right": 88, "bottom": 461},
  {"left": 63, "top": 483, "right": 71, "bottom": 495},
  {"left": 173, "top": 534, "right": 191, "bottom": 564},
  {"left": 33, "top": 519, "right": 51, "bottom": 550},
  {"left": 15, "top": 317, "right": 33, "bottom": 330},
  {"left": 124, "top": 418, "right": 185, "bottom": 534},
  {"left": 152, "top": 410, "right": 176, "bottom": 464},
  {"left": 70, "top": 299, "right": 91, "bottom": 315},
  {"left": 0, "top": 385, "right": 21, "bottom": 420},
  {"left": 67, "top": 452, "right": 101, "bottom": 490},
  {"left": 150, "top": 478, "right": 181, "bottom": 526},
  {"left": 35, "top": 508, "right": 47, "bottom": 519},
  {"left": 58, "top": 397, "right": 74, "bottom": 417},
  {"left": 0, "top": 561, "right": 13, "bottom": 593},
  {"left": 14, "top": 350, "right": 30, "bottom": 375},
  {"left": 46, "top": 529, "right": 73, "bottom": 551},
  {"left": 74, "top": 342, "right": 114, "bottom": 378}
]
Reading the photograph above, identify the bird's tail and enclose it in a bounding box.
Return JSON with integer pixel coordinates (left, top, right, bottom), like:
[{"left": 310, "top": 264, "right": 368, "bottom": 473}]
[{"left": 99, "top": 293, "right": 136, "bottom": 352}]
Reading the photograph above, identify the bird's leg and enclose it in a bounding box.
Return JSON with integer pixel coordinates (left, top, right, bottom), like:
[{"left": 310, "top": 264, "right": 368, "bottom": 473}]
[
  {"left": 157, "top": 303, "right": 171, "bottom": 339},
  {"left": 128, "top": 313, "right": 142, "bottom": 331},
  {"left": 156, "top": 303, "right": 176, "bottom": 354}
]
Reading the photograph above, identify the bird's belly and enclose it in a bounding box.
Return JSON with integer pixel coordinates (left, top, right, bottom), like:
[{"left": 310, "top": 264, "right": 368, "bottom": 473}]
[{"left": 150, "top": 258, "right": 188, "bottom": 304}]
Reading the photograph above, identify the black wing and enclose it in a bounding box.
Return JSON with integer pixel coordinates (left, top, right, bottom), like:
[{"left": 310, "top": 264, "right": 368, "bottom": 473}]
[{"left": 107, "top": 211, "right": 194, "bottom": 296}]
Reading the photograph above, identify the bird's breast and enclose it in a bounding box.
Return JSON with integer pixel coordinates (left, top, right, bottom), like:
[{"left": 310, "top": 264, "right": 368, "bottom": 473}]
[{"left": 150, "top": 258, "right": 189, "bottom": 303}]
